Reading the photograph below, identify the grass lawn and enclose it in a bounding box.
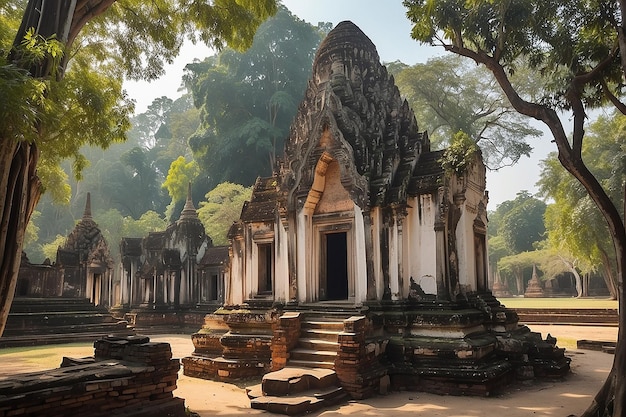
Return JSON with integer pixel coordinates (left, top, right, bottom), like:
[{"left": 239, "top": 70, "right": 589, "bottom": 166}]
[
  {"left": 0, "top": 342, "right": 94, "bottom": 370},
  {"left": 497, "top": 297, "right": 618, "bottom": 309}
]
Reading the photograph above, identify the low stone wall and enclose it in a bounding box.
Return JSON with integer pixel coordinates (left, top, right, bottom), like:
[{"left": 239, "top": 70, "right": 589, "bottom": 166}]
[{"left": 0, "top": 335, "right": 185, "bottom": 417}]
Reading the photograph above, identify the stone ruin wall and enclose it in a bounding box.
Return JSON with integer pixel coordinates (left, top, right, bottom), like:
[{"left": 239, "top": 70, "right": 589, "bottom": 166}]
[{"left": 0, "top": 335, "right": 185, "bottom": 417}]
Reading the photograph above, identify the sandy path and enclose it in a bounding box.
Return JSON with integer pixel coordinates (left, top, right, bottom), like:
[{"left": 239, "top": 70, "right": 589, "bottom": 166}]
[{"left": 0, "top": 325, "right": 617, "bottom": 417}]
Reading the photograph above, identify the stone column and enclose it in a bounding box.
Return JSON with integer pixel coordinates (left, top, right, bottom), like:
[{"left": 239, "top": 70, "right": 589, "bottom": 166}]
[{"left": 363, "top": 209, "right": 377, "bottom": 300}]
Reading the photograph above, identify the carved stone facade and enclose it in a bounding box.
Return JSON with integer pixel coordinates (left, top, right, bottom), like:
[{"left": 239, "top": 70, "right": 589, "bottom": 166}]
[
  {"left": 227, "top": 21, "right": 489, "bottom": 306},
  {"left": 15, "top": 193, "right": 114, "bottom": 307},
  {"left": 118, "top": 185, "right": 228, "bottom": 327}
]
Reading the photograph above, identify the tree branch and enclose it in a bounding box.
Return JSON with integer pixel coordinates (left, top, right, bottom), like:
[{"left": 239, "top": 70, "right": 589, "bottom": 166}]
[{"left": 600, "top": 78, "right": 626, "bottom": 114}]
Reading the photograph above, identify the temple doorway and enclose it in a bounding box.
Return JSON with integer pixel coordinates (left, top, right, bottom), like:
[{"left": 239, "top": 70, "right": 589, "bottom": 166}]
[
  {"left": 322, "top": 231, "right": 348, "bottom": 300},
  {"left": 257, "top": 243, "right": 273, "bottom": 295}
]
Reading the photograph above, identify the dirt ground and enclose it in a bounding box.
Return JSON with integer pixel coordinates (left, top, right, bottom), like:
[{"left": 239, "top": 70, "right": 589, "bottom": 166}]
[{"left": 0, "top": 324, "right": 618, "bottom": 417}]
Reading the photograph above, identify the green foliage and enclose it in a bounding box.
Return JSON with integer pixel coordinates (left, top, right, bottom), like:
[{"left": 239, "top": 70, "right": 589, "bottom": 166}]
[
  {"left": 487, "top": 234, "right": 511, "bottom": 269},
  {"left": 16, "top": 28, "right": 64, "bottom": 74},
  {"left": 84, "top": 0, "right": 277, "bottom": 82},
  {"left": 2, "top": 0, "right": 278, "bottom": 202},
  {"left": 498, "top": 191, "right": 546, "bottom": 253},
  {"left": 396, "top": 55, "right": 537, "bottom": 168},
  {"left": 404, "top": 0, "right": 626, "bottom": 115},
  {"left": 499, "top": 250, "right": 543, "bottom": 275},
  {"left": 22, "top": 211, "right": 43, "bottom": 262},
  {"left": 538, "top": 112, "right": 625, "bottom": 289},
  {"left": 487, "top": 191, "right": 545, "bottom": 277},
  {"left": 185, "top": 7, "right": 324, "bottom": 188},
  {"left": 163, "top": 157, "right": 200, "bottom": 203},
  {"left": 41, "top": 235, "right": 66, "bottom": 261},
  {"left": 440, "top": 131, "right": 479, "bottom": 176},
  {"left": 0, "top": 49, "right": 48, "bottom": 142},
  {"left": 37, "top": 54, "right": 133, "bottom": 191},
  {"left": 198, "top": 182, "right": 252, "bottom": 245},
  {"left": 95, "top": 209, "right": 167, "bottom": 261}
]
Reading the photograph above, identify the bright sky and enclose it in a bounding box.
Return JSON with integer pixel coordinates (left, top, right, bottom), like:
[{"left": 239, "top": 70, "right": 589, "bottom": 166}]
[{"left": 123, "top": 0, "right": 555, "bottom": 208}]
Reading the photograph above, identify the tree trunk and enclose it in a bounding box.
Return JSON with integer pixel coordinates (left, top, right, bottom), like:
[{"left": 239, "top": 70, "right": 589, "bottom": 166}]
[
  {"left": 571, "top": 268, "right": 583, "bottom": 298},
  {"left": 446, "top": 43, "right": 626, "bottom": 417},
  {"left": 0, "top": 140, "right": 42, "bottom": 336},
  {"left": 0, "top": 0, "right": 119, "bottom": 337},
  {"left": 600, "top": 248, "right": 619, "bottom": 300},
  {"left": 515, "top": 268, "right": 523, "bottom": 295}
]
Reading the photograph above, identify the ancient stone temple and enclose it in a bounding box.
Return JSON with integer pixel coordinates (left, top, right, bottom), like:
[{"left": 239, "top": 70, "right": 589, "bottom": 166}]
[
  {"left": 3, "top": 194, "right": 128, "bottom": 346},
  {"left": 118, "top": 184, "right": 228, "bottom": 330},
  {"left": 14, "top": 193, "right": 114, "bottom": 304},
  {"left": 58, "top": 193, "right": 115, "bottom": 305},
  {"left": 184, "top": 21, "right": 570, "bottom": 412}
]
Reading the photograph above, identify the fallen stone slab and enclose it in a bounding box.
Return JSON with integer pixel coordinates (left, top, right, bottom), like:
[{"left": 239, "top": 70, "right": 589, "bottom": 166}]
[{"left": 261, "top": 367, "right": 338, "bottom": 396}]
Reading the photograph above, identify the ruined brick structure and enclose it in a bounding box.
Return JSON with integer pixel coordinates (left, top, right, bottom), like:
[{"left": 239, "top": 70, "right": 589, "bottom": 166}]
[
  {"left": 0, "top": 335, "right": 185, "bottom": 417},
  {"left": 2, "top": 195, "right": 129, "bottom": 346}
]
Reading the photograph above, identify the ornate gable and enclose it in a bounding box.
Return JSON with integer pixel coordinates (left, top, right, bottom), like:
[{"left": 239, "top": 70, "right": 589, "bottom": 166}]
[{"left": 280, "top": 21, "right": 428, "bottom": 211}]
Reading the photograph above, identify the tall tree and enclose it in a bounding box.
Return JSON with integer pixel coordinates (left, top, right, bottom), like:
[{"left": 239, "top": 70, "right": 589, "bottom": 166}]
[
  {"left": 396, "top": 55, "right": 538, "bottom": 169},
  {"left": 184, "top": 7, "right": 325, "bottom": 188},
  {"left": 539, "top": 112, "right": 626, "bottom": 300},
  {"left": 0, "top": 0, "right": 277, "bottom": 336},
  {"left": 498, "top": 191, "right": 546, "bottom": 254},
  {"left": 404, "top": 1, "right": 626, "bottom": 415}
]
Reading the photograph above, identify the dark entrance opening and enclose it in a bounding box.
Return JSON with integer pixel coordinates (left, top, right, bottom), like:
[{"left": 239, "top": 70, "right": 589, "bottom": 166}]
[
  {"left": 258, "top": 243, "right": 273, "bottom": 294},
  {"left": 325, "top": 232, "right": 348, "bottom": 300}
]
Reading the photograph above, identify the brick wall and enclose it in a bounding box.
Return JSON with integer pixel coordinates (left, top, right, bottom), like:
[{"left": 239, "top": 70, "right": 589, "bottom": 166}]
[
  {"left": 0, "top": 335, "right": 185, "bottom": 417},
  {"left": 270, "top": 312, "right": 302, "bottom": 371},
  {"left": 334, "top": 316, "right": 389, "bottom": 399}
]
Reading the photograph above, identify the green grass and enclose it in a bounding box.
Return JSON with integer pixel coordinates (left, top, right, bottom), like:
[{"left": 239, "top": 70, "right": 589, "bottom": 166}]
[
  {"left": 497, "top": 297, "right": 618, "bottom": 309},
  {"left": 0, "top": 342, "right": 94, "bottom": 370}
]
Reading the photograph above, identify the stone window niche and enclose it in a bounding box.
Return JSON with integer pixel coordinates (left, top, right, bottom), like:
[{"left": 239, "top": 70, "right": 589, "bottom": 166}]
[{"left": 200, "top": 268, "right": 221, "bottom": 303}]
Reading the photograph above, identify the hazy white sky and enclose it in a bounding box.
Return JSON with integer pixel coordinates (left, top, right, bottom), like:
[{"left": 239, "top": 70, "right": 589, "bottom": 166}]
[{"left": 123, "top": 0, "right": 556, "bottom": 208}]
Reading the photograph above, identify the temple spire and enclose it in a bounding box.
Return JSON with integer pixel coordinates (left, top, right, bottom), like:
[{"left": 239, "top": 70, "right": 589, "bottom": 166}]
[
  {"left": 83, "top": 192, "right": 92, "bottom": 220},
  {"left": 180, "top": 182, "right": 198, "bottom": 220}
]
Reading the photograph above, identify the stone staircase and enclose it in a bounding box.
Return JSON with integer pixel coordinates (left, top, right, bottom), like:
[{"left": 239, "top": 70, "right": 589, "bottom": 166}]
[
  {"left": 0, "top": 298, "right": 132, "bottom": 347},
  {"left": 246, "top": 306, "right": 365, "bottom": 414},
  {"left": 288, "top": 314, "right": 344, "bottom": 369}
]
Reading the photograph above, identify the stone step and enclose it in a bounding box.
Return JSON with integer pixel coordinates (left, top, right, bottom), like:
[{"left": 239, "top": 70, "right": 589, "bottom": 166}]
[
  {"left": 288, "top": 359, "right": 335, "bottom": 370},
  {"left": 300, "top": 320, "right": 344, "bottom": 330},
  {"left": 297, "top": 338, "right": 339, "bottom": 351},
  {"left": 2, "top": 321, "right": 130, "bottom": 337},
  {"left": 290, "top": 348, "right": 337, "bottom": 364},
  {"left": 9, "top": 297, "right": 103, "bottom": 311},
  {"left": 300, "top": 328, "right": 341, "bottom": 342},
  {"left": 0, "top": 329, "right": 134, "bottom": 349},
  {"left": 260, "top": 367, "right": 338, "bottom": 396},
  {"left": 249, "top": 386, "right": 347, "bottom": 416}
]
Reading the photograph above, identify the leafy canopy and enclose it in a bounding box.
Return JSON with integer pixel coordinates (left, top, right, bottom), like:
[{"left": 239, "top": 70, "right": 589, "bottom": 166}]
[
  {"left": 538, "top": 112, "right": 625, "bottom": 295},
  {"left": 198, "top": 182, "right": 252, "bottom": 245},
  {"left": 396, "top": 55, "right": 538, "bottom": 169},
  {"left": 184, "top": 7, "right": 325, "bottom": 188},
  {"left": 498, "top": 191, "right": 546, "bottom": 254},
  {"left": 2, "top": 0, "right": 278, "bottom": 202}
]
